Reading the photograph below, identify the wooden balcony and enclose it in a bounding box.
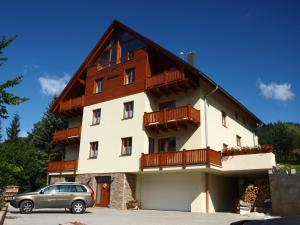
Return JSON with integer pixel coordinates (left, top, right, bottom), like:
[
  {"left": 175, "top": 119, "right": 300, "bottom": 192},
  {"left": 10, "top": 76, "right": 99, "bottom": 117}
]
[
  {"left": 141, "top": 148, "right": 222, "bottom": 171},
  {"left": 53, "top": 127, "right": 81, "bottom": 144},
  {"left": 48, "top": 160, "right": 78, "bottom": 173},
  {"left": 144, "top": 105, "right": 200, "bottom": 133},
  {"left": 145, "top": 69, "right": 198, "bottom": 97},
  {"left": 59, "top": 96, "right": 85, "bottom": 117}
]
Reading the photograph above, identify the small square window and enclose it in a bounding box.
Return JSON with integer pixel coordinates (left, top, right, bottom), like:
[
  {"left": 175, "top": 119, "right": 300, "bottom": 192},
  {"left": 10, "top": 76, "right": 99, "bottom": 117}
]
[
  {"left": 95, "top": 78, "right": 104, "bottom": 93},
  {"left": 123, "top": 101, "right": 134, "bottom": 119},
  {"left": 222, "top": 111, "right": 227, "bottom": 127},
  {"left": 236, "top": 135, "right": 241, "bottom": 147},
  {"left": 90, "top": 142, "right": 98, "bottom": 158},
  {"left": 124, "top": 68, "right": 135, "bottom": 85},
  {"left": 92, "top": 109, "right": 101, "bottom": 125},
  {"left": 121, "top": 137, "right": 132, "bottom": 156}
]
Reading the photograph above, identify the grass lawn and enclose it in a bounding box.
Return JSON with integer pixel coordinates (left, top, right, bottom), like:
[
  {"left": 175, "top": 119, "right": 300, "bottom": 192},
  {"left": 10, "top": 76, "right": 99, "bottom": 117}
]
[{"left": 277, "top": 161, "right": 300, "bottom": 172}]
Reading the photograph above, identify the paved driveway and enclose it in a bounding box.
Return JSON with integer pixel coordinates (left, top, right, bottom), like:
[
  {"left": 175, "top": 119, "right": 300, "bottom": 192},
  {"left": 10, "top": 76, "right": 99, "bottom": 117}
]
[{"left": 5, "top": 206, "right": 268, "bottom": 225}]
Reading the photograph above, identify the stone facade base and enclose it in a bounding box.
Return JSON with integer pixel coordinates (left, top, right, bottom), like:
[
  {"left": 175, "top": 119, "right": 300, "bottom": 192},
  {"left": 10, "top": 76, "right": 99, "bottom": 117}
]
[{"left": 48, "top": 172, "right": 136, "bottom": 210}]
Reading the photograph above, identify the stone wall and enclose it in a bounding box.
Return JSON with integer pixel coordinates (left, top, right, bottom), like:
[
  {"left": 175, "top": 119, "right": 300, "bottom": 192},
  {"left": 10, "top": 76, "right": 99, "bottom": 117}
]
[
  {"left": 75, "top": 172, "right": 136, "bottom": 210},
  {"left": 49, "top": 176, "right": 65, "bottom": 184},
  {"left": 269, "top": 172, "right": 300, "bottom": 216}
]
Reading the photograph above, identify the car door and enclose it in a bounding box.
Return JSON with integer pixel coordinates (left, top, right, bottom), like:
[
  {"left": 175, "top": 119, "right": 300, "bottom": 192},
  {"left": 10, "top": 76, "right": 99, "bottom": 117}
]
[
  {"left": 55, "top": 185, "right": 75, "bottom": 208},
  {"left": 35, "top": 185, "right": 58, "bottom": 208}
]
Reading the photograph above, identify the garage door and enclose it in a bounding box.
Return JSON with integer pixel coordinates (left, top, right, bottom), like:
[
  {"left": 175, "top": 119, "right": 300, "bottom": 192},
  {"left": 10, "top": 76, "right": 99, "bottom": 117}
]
[{"left": 140, "top": 174, "right": 191, "bottom": 211}]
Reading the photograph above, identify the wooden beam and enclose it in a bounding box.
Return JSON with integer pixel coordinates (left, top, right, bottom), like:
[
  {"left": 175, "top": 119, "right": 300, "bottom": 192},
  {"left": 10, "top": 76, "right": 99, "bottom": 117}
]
[{"left": 77, "top": 78, "right": 86, "bottom": 85}]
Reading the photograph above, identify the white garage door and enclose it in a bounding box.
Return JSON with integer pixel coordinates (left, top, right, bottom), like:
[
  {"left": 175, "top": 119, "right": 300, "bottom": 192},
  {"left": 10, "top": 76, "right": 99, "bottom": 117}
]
[{"left": 140, "top": 174, "right": 191, "bottom": 211}]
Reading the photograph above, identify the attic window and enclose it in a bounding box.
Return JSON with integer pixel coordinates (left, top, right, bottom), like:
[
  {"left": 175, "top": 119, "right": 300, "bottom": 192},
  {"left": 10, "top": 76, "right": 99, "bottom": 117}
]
[
  {"left": 121, "top": 32, "right": 145, "bottom": 62},
  {"left": 95, "top": 34, "right": 118, "bottom": 69}
]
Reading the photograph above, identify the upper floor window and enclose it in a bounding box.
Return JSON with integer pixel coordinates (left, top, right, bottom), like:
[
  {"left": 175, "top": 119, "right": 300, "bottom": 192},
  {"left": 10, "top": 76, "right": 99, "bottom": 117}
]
[
  {"left": 159, "top": 101, "right": 176, "bottom": 110},
  {"left": 236, "top": 135, "right": 241, "bottom": 147},
  {"left": 121, "top": 137, "right": 132, "bottom": 156},
  {"left": 124, "top": 68, "right": 136, "bottom": 85},
  {"left": 92, "top": 109, "right": 101, "bottom": 125},
  {"left": 121, "top": 32, "right": 145, "bottom": 62},
  {"left": 95, "top": 78, "right": 104, "bottom": 93},
  {"left": 89, "top": 142, "right": 98, "bottom": 159},
  {"left": 222, "top": 111, "right": 227, "bottom": 127},
  {"left": 158, "top": 137, "right": 176, "bottom": 152},
  {"left": 95, "top": 35, "right": 118, "bottom": 68},
  {"left": 148, "top": 137, "right": 155, "bottom": 154},
  {"left": 123, "top": 101, "right": 134, "bottom": 119}
]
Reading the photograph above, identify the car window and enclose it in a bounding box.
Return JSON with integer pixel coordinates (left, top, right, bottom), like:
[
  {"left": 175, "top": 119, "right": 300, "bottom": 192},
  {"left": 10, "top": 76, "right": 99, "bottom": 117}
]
[
  {"left": 43, "top": 185, "right": 58, "bottom": 194},
  {"left": 58, "top": 185, "right": 70, "bottom": 192},
  {"left": 76, "top": 185, "right": 87, "bottom": 192}
]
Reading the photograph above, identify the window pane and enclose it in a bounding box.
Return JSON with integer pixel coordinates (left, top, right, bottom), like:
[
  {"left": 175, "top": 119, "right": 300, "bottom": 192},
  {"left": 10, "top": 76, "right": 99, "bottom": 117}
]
[
  {"left": 95, "top": 79, "right": 103, "bottom": 93},
  {"left": 76, "top": 185, "right": 87, "bottom": 192},
  {"left": 124, "top": 102, "right": 134, "bottom": 119}
]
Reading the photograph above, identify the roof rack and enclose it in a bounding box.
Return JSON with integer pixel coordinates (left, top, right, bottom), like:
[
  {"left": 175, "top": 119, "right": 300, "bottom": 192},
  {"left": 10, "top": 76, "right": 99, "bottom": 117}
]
[{"left": 54, "top": 182, "right": 83, "bottom": 184}]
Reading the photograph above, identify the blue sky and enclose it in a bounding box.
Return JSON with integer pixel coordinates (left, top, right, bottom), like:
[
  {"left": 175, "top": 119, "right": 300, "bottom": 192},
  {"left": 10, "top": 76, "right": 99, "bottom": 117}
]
[{"left": 0, "top": 0, "right": 299, "bottom": 137}]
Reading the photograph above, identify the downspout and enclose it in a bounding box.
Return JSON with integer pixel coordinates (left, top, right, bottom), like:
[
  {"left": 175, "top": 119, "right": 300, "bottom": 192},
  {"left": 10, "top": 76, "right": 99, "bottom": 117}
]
[{"left": 204, "top": 86, "right": 219, "bottom": 148}]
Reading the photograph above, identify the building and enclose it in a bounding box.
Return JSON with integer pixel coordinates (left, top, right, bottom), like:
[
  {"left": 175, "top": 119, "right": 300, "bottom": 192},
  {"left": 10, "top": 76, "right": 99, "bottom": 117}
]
[{"left": 48, "top": 20, "right": 276, "bottom": 213}]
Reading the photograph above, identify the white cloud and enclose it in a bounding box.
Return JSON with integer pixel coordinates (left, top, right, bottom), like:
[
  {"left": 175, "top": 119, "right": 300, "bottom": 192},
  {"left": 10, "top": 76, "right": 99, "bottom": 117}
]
[
  {"left": 19, "top": 130, "right": 28, "bottom": 138},
  {"left": 258, "top": 78, "right": 294, "bottom": 101},
  {"left": 38, "top": 72, "right": 70, "bottom": 96}
]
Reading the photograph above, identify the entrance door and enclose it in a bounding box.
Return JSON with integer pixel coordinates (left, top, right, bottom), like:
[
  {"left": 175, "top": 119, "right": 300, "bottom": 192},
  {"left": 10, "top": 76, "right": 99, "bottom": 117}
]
[{"left": 96, "top": 182, "right": 111, "bottom": 207}]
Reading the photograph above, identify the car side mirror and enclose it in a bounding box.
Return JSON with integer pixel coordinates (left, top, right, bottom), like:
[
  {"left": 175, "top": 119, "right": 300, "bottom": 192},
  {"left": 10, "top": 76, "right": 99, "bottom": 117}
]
[{"left": 39, "top": 190, "right": 44, "bottom": 194}]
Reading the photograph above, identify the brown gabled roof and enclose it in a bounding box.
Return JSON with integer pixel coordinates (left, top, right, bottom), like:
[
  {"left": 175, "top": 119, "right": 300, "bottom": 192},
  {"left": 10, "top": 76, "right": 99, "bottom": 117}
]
[{"left": 51, "top": 20, "right": 262, "bottom": 125}]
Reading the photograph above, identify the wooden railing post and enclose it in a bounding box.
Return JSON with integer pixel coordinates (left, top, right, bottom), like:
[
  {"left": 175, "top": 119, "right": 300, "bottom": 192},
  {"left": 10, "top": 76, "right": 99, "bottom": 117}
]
[
  {"left": 159, "top": 153, "right": 163, "bottom": 170},
  {"left": 182, "top": 149, "right": 186, "bottom": 169},
  {"left": 141, "top": 153, "right": 144, "bottom": 171},
  {"left": 206, "top": 147, "right": 211, "bottom": 168},
  {"left": 163, "top": 109, "right": 167, "bottom": 123}
]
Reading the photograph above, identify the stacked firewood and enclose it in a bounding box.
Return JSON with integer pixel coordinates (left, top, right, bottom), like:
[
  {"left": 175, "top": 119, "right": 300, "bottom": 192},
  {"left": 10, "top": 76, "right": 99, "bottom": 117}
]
[{"left": 243, "top": 178, "right": 270, "bottom": 209}]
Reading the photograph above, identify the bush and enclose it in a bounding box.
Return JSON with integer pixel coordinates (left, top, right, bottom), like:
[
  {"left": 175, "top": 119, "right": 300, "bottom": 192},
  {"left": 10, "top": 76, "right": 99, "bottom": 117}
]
[{"left": 0, "top": 190, "right": 5, "bottom": 209}]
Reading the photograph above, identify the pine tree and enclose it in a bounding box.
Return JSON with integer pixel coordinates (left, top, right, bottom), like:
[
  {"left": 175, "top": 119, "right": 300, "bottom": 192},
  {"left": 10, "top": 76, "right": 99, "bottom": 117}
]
[
  {"left": 0, "top": 119, "right": 2, "bottom": 142},
  {"left": 29, "top": 98, "right": 67, "bottom": 161},
  {"left": 0, "top": 35, "right": 28, "bottom": 119},
  {"left": 6, "top": 113, "right": 21, "bottom": 141}
]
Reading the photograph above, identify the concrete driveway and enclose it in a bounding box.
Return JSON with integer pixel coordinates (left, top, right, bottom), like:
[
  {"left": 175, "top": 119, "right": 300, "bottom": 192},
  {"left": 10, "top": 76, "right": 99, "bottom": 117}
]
[{"left": 4, "top": 206, "right": 268, "bottom": 225}]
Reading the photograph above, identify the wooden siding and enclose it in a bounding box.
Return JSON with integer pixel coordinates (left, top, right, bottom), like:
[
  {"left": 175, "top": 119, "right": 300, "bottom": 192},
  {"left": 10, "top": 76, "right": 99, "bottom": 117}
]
[
  {"left": 84, "top": 49, "right": 149, "bottom": 106},
  {"left": 48, "top": 160, "right": 78, "bottom": 173},
  {"left": 140, "top": 148, "right": 222, "bottom": 170}
]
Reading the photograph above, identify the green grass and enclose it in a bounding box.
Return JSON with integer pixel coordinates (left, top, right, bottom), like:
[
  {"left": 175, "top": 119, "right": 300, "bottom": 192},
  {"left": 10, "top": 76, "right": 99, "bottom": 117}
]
[{"left": 277, "top": 161, "right": 300, "bottom": 172}]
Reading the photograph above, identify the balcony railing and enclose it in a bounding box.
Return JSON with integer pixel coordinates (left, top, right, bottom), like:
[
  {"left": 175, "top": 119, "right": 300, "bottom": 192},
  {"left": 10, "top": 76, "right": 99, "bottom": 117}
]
[
  {"left": 53, "top": 126, "right": 81, "bottom": 143},
  {"left": 144, "top": 105, "right": 200, "bottom": 132},
  {"left": 60, "top": 96, "right": 85, "bottom": 113},
  {"left": 48, "top": 160, "right": 78, "bottom": 173},
  {"left": 141, "top": 148, "right": 222, "bottom": 170},
  {"left": 146, "top": 69, "right": 185, "bottom": 90}
]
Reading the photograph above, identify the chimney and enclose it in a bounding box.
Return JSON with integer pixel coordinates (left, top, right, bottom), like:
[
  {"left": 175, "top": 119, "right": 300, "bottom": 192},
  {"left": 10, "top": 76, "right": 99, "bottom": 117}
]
[{"left": 180, "top": 51, "right": 196, "bottom": 67}]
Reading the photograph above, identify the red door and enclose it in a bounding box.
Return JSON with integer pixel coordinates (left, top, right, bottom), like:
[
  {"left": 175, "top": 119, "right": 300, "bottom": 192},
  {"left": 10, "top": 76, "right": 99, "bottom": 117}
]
[{"left": 96, "top": 182, "right": 110, "bottom": 207}]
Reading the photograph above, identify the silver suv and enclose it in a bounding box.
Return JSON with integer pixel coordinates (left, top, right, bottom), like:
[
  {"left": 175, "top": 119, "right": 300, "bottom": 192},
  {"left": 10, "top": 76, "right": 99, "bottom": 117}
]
[{"left": 10, "top": 182, "right": 95, "bottom": 214}]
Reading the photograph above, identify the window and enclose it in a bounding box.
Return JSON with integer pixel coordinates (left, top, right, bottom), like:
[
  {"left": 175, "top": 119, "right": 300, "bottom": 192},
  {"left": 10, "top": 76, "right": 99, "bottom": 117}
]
[
  {"left": 223, "top": 144, "right": 228, "bottom": 151},
  {"left": 123, "top": 101, "right": 134, "bottom": 119},
  {"left": 43, "top": 185, "right": 58, "bottom": 194},
  {"left": 92, "top": 109, "right": 101, "bottom": 125},
  {"left": 95, "top": 78, "right": 104, "bottom": 93},
  {"left": 95, "top": 35, "right": 118, "bottom": 68},
  {"left": 121, "top": 31, "right": 145, "bottom": 61},
  {"left": 222, "top": 111, "right": 227, "bottom": 127},
  {"left": 158, "top": 137, "right": 176, "bottom": 152},
  {"left": 148, "top": 137, "right": 155, "bottom": 154},
  {"left": 124, "top": 68, "right": 135, "bottom": 85},
  {"left": 75, "top": 185, "right": 87, "bottom": 192},
  {"left": 89, "top": 142, "right": 98, "bottom": 158},
  {"left": 121, "top": 137, "right": 132, "bottom": 156},
  {"left": 236, "top": 135, "right": 242, "bottom": 147},
  {"left": 159, "top": 101, "right": 176, "bottom": 110},
  {"left": 65, "top": 176, "right": 75, "bottom": 182}
]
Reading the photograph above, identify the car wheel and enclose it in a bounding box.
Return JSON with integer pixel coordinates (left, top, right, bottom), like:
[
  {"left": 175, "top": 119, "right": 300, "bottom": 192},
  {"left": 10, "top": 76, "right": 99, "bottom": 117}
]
[
  {"left": 71, "top": 201, "right": 86, "bottom": 214},
  {"left": 19, "top": 200, "right": 34, "bottom": 214}
]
